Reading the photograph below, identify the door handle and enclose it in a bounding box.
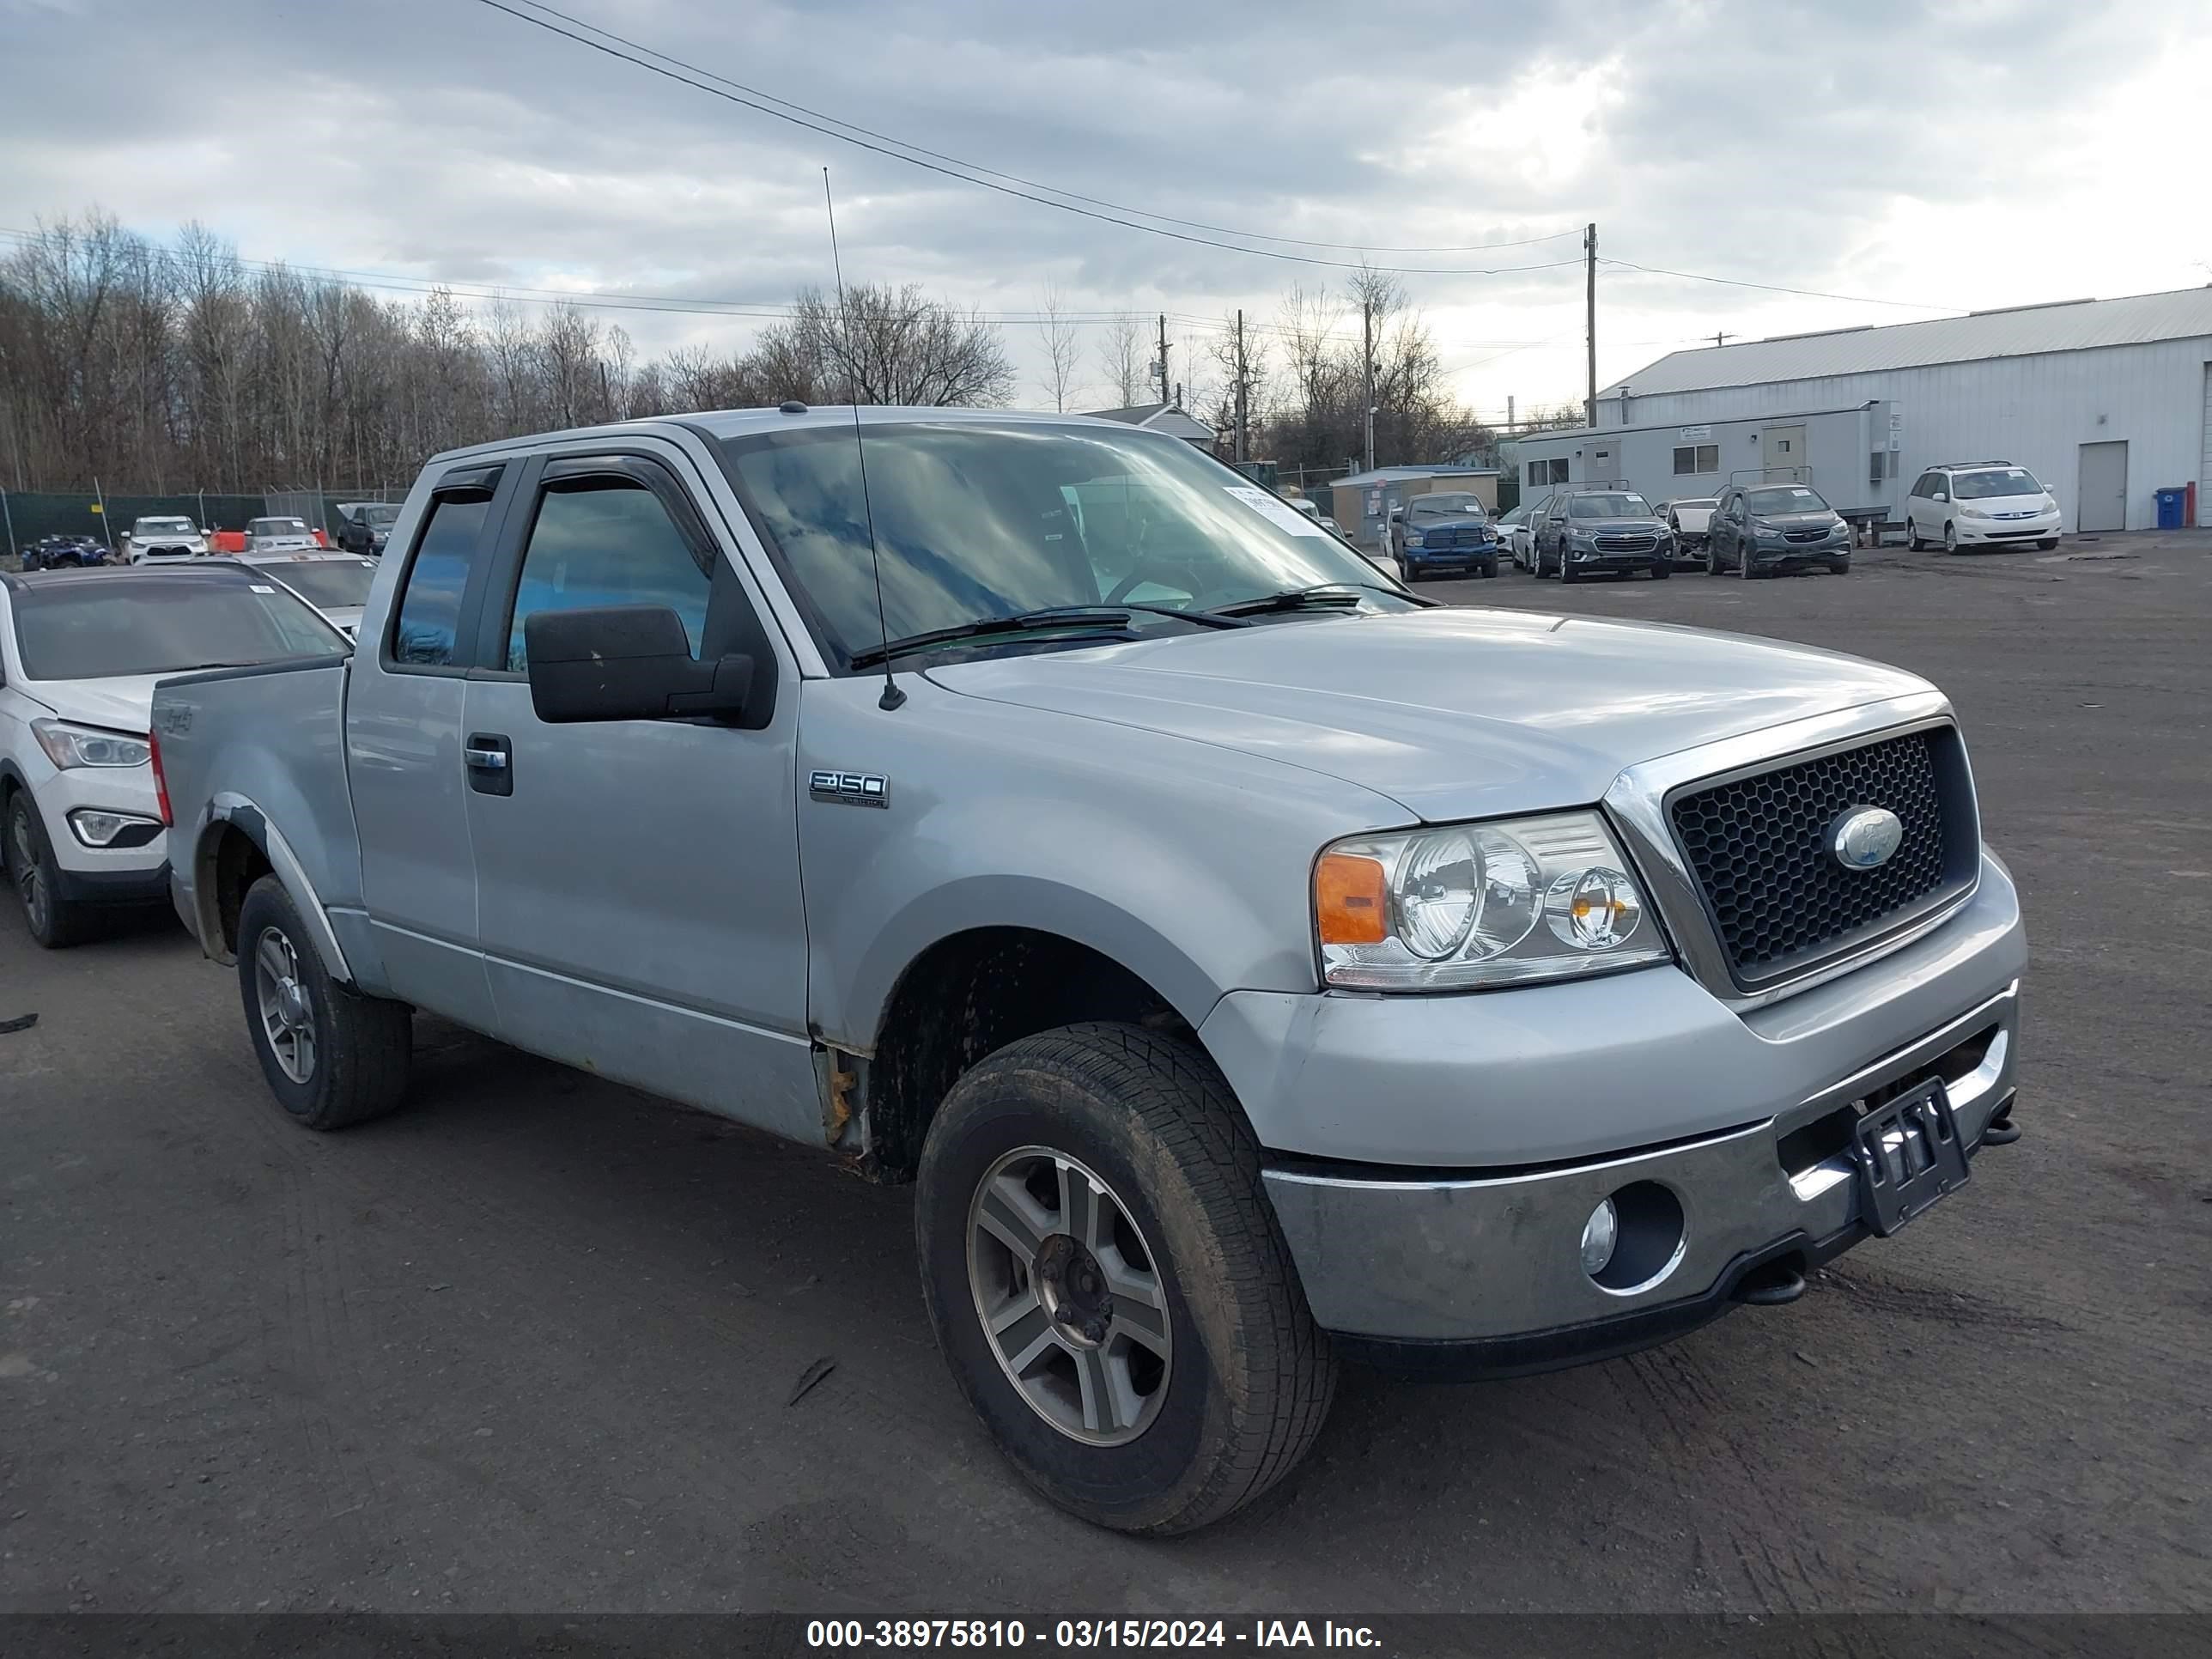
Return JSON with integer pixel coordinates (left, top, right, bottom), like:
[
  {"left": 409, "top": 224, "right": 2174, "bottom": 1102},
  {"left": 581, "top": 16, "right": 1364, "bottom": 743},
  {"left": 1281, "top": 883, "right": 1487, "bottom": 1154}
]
[{"left": 465, "top": 732, "right": 514, "bottom": 797}]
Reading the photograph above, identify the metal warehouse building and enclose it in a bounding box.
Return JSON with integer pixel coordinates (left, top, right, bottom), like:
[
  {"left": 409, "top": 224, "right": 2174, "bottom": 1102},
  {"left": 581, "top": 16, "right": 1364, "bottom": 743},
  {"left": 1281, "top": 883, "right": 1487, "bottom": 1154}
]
[{"left": 1531, "top": 287, "right": 2212, "bottom": 533}]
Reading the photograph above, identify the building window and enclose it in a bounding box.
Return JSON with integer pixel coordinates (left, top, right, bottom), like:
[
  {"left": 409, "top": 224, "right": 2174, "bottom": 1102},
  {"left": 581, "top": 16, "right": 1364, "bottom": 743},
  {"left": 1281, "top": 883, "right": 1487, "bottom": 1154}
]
[
  {"left": 1546, "top": 459, "right": 1570, "bottom": 483},
  {"left": 1673, "top": 445, "right": 1720, "bottom": 475}
]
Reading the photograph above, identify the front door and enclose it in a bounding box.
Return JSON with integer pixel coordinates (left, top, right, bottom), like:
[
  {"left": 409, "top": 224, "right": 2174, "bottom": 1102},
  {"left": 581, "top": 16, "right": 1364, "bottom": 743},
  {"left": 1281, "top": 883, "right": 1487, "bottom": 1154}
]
[
  {"left": 2078, "top": 441, "right": 2128, "bottom": 532},
  {"left": 345, "top": 462, "right": 510, "bottom": 1030},
  {"left": 459, "top": 442, "right": 820, "bottom": 1145},
  {"left": 1762, "top": 425, "right": 1807, "bottom": 481}
]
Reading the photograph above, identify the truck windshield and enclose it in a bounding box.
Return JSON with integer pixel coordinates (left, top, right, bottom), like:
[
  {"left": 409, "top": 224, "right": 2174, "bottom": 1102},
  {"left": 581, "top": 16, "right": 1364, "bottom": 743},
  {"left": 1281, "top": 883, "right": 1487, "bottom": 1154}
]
[
  {"left": 1410, "top": 495, "right": 1486, "bottom": 520},
  {"left": 12, "top": 579, "right": 343, "bottom": 679},
  {"left": 717, "top": 421, "right": 1411, "bottom": 667},
  {"left": 134, "top": 519, "right": 194, "bottom": 535},
  {"left": 256, "top": 560, "right": 377, "bottom": 608}
]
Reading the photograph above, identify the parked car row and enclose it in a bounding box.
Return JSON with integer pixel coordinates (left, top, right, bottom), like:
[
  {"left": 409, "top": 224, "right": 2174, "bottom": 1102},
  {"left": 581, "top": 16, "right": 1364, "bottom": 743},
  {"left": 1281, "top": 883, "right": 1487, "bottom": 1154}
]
[{"left": 1496, "top": 483, "right": 1853, "bottom": 582}]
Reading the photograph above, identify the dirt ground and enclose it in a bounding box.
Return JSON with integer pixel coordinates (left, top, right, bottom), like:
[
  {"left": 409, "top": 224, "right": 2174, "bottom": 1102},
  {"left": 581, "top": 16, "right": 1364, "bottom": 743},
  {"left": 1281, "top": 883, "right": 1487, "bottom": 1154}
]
[{"left": 2, "top": 532, "right": 2207, "bottom": 1616}]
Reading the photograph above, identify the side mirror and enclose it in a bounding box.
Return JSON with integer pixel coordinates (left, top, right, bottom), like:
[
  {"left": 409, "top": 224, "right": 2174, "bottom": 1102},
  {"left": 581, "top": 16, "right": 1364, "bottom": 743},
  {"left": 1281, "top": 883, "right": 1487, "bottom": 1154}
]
[
  {"left": 1388, "top": 507, "right": 1403, "bottom": 521},
  {"left": 524, "top": 605, "right": 753, "bottom": 724},
  {"left": 1933, "top": 491, "right": 1948, "bottom": 503}
]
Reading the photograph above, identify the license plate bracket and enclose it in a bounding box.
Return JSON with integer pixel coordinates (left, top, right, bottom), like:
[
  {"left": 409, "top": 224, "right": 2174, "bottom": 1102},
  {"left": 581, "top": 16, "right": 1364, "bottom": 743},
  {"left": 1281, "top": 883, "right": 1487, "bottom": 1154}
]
[{"left": 1850, "top": 1078, "right": 1970, "bottom": 1237}]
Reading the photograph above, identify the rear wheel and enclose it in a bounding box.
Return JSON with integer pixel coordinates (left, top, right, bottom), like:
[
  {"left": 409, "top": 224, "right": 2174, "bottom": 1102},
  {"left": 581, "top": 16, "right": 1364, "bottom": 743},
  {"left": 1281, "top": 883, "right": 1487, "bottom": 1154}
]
[
  {"left": 236, "top": 875, "right": 413, "bottom": 1131},
  {"left": 915, "top": 1024, "right": 1336, "bottom": 1534},
  {"left": 6, "top": 791, "right": 91, "bottom": 949}
]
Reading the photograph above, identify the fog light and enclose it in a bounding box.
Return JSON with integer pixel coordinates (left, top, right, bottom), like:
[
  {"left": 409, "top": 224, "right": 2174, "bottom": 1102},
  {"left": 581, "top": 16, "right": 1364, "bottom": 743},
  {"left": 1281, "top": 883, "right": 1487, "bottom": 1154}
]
[
  {"left": 1580, "top": 1197, "right": 1619, "bottom": 1277},
  {"left": 69, "top": 808, "right": 161, "bottom": 848}
]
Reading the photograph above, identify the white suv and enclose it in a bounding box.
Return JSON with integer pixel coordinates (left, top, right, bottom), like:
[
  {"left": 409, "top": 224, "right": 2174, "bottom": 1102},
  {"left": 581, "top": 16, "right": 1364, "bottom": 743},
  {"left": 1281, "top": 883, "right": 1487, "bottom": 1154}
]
[
  {"left": 1905, "top": 463, "right": 2062, "bottom": 553},
  {"left": 2, "top": 565, "right": 344, "bottom": 945}
]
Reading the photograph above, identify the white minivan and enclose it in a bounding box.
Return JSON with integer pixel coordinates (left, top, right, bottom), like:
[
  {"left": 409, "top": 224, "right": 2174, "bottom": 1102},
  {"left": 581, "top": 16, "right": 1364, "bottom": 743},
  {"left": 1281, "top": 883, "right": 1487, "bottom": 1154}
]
[{"left": 1905, "top": 463, "right": 2062, "bottom": 553}]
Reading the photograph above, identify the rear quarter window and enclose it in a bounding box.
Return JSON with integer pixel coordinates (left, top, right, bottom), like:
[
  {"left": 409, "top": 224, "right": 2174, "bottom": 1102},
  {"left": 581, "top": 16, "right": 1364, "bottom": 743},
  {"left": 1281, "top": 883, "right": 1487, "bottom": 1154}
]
[{"left": 390, "top": 493, "right": 493, "bottom": 666}]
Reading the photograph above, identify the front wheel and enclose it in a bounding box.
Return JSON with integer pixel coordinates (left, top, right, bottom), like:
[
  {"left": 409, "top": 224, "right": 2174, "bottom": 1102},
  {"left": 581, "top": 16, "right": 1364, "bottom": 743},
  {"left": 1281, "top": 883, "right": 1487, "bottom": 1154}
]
[
  {"left": 236, "top": 876, "right": 413, "bottom": 1130},
  {"left": 7, "top": 792, "right": 90, "bottom": 948},
  {"left": 1650, "top": 562, "right": 1671, "bottom": 580},
  {"left": 915, "top": 1024, "right": 1336, "bottom": 1534},
  {"left": 2036, "top": 538, "right": 2058, "bottom": 550},
  {"left": 1828, "top": 555, "right": 1851, "bottom": 574},
  {"left": 1942, "top": 521, "right": 1961, "bottom": 555}
]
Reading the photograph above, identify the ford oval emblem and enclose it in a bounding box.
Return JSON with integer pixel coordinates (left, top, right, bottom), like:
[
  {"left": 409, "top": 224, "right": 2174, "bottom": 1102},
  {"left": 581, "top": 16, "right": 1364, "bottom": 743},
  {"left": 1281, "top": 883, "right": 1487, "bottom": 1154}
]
[{"left": 1830, "top": 805, "right": 1905, "bottom": 871}]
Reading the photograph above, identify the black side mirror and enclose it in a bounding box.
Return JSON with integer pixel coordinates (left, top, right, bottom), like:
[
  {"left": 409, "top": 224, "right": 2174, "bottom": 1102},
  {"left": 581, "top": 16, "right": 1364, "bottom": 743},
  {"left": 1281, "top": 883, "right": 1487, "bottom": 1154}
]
[{"left": 524, "top": 605, "right": 753, "bottom": 723}]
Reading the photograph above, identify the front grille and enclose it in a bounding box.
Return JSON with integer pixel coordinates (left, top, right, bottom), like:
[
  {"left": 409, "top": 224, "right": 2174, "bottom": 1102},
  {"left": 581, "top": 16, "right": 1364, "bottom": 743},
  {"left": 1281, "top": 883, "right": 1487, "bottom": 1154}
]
[
  {"left": 1421, "top": 527, "right": 1491, "bottom": 550},
  {"left": 1594, "top": 533, "right": 1656, "bottom": 553},
  {"left": 1668, "top": 730, "right": 1967, "bottom": 986},
  {"left": 1784, "top": 527, "right": 1829, "bottom": 544}
]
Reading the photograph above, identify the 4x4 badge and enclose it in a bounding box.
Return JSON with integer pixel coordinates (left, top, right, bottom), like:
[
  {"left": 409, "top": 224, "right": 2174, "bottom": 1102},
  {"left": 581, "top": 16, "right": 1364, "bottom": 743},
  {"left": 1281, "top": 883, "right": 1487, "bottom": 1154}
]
[{"left": 811, "top": 771, "right": 889, "bottom": 808}]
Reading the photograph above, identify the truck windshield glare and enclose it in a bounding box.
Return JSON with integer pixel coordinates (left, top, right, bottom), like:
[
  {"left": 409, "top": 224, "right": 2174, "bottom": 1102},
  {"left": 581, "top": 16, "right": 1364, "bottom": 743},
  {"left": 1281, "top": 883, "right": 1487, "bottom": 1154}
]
[
  {"left": 14, "top": 580, "right": 341, "bottom": 679},
  {"left": 718, "top": 422, "right": 1409, "bottom": 667}
]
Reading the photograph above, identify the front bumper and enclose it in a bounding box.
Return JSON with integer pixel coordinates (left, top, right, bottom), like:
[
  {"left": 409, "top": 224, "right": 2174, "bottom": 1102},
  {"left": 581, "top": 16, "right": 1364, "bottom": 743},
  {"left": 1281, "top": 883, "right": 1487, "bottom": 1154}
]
[
  {"left": 26, "top": 765, "right": 170, "bottom": 900},
  {"left": 1203, "top": 852, "right": 2025, "bottom": 1348},
  {"left": 1955, "top": 514, "right": 2060, "bottom": 544}
]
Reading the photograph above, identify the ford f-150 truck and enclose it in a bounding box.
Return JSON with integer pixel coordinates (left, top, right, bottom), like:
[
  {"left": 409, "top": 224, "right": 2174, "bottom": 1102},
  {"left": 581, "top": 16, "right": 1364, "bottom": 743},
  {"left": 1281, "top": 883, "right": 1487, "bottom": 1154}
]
[{"left": 150, "top": 406, "right": 2027, "bottom": 1534}]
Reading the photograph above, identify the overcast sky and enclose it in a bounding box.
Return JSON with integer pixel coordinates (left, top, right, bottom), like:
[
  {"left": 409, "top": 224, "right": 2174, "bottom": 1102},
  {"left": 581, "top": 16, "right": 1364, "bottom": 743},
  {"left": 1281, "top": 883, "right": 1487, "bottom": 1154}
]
[{"left": 4, "top": 0, "right": 2209, "bottom": 423}]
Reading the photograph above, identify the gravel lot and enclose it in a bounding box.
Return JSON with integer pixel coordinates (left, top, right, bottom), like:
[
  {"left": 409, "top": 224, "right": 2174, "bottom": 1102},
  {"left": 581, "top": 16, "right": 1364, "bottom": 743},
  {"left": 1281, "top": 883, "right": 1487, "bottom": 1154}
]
[{"left": 3, "top": 532, "right": 2208, "bottom": 1617}]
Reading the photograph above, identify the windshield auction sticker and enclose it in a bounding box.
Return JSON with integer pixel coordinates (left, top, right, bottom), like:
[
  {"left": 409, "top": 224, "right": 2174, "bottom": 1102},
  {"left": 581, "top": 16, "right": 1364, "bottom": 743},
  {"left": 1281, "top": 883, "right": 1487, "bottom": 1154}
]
[{"left": 1224, "top": 484, "right": 1329, "bottom": 537}]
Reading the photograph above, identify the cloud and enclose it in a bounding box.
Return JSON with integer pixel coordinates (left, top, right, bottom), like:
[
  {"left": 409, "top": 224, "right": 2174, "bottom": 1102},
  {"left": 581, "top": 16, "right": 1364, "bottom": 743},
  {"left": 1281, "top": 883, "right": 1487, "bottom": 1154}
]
[{"left": 3, "top": 0, "right": 2204, "bottom": 422}]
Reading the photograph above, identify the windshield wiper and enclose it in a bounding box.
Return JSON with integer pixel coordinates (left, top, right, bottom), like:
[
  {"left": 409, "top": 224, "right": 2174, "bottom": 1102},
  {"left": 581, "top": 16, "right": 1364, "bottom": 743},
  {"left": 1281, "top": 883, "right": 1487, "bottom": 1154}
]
[
  {"left": 848, "top": 606, "right": 1135, "bottom": 670},
  {"left": 1210, "top": 584, "right": 1373, "bottom": 618},
  {"left": 848, "top": 601, "right": 1249, "bottom": 670}
]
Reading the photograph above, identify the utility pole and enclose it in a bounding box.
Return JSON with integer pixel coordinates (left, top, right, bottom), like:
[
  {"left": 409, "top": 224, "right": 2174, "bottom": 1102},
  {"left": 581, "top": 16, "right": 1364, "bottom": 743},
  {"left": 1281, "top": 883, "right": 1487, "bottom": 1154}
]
[
  {"left": 1157, "top": 313, "right": 1170, "bottom": 406},
  {"left": 1584, "top": 222, "right": 1598, "bottom": 429},
  {"left": 1361, "top": 292, "right": 1376, "bottom": 473},
  {"left": 1506, "top": 394, "right": 1516, "bottom": 434},
  {"left": 1233, "top": 308, "right": 1249, "bottom": 465},
  {"left": 1712, "top": 331, "right": 1735, "bottom": 349}
]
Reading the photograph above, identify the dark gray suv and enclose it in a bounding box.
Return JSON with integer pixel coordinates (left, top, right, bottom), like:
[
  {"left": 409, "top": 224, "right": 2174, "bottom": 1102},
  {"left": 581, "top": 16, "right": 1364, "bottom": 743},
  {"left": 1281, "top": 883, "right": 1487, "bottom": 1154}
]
[
  {"left": 1706, "top": 483, "right": 1853, "bottom": 578},
  {"left": 1531, "top": 488, "right": 1673, "bottom": 583}
]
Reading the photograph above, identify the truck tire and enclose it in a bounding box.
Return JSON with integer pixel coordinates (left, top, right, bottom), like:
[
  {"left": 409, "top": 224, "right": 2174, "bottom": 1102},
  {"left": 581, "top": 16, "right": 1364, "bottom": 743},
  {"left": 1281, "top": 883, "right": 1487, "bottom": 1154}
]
[
  {"left": 915, "top": 1023, "right": 1336, "bottom": 1534},
  {"left": 236, "top": 875, "right": 412, "bottom": 1131},
  {"left": 7, "top": 791, "right": 91, "bottom": 949}
]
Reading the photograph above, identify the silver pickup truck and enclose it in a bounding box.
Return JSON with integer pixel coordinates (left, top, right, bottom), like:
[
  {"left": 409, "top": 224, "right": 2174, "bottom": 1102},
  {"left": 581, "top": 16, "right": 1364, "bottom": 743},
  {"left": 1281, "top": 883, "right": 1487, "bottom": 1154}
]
[{"left": 150, "top": 407, "right": 2026, "bottom": 1534}]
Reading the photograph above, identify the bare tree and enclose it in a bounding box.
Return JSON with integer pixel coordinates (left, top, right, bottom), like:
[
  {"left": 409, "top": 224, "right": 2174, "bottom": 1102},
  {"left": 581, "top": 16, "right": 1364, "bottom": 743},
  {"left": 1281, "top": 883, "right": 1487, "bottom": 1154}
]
[
  {"left": 1033, "top": 284, "right": 1083, "bottom": 412},
  {"left": 773, "top": 283, "right": 1014, "bottom": 406},
  {"left": 1096, "top": 314, "right": 1146, "bottom": 407}
]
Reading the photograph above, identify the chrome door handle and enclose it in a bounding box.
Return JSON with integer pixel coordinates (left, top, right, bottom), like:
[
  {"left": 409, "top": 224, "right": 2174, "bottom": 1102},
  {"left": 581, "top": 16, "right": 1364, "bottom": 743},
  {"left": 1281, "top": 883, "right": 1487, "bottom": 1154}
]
[{"left": 463, "top": 747, "right": 508, "bottom": 770}]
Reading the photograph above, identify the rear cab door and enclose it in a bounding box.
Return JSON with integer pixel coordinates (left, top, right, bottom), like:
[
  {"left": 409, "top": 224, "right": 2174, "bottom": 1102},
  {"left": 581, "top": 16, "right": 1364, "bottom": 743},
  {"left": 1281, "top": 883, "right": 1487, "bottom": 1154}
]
[
  {"left": 456, "top": 434, "right": 817, "bottom": 1141},
  {"left": 344, "top": 459, "right": 514, "bottom": 1030}
]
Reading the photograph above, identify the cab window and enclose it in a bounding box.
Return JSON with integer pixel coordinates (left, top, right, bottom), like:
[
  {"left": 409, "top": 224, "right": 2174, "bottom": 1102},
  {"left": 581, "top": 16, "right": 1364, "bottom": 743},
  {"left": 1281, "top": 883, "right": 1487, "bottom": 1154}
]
[{"left": 502, "top": 474, "right": 713, "bottom": 673}]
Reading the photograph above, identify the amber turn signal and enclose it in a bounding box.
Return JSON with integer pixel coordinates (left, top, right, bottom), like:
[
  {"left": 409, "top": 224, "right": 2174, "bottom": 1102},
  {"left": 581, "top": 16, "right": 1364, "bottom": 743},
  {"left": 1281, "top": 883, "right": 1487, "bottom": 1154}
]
[{"left": 1316, "top": 852, "right": 1389, "bottom": 945}]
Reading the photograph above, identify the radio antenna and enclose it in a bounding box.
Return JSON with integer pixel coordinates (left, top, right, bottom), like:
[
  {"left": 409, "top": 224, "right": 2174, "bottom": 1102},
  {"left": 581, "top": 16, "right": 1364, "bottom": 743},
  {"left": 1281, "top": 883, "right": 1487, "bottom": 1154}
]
[{"left": 823, "top": 167, "right": 903, "bottom": 712}]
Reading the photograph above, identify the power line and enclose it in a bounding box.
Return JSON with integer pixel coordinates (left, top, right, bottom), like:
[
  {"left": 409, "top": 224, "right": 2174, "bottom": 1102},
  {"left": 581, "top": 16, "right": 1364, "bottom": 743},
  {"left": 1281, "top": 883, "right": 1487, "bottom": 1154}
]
[
  {"left": 1600, "top": 258, "right": 1964, "bottom": 313},
  {"left": 507, "top": 0, "right": 1585, "bottom": 259},
  {"left": 470, "top": 1, "right": 1587, "bottom": 280}
]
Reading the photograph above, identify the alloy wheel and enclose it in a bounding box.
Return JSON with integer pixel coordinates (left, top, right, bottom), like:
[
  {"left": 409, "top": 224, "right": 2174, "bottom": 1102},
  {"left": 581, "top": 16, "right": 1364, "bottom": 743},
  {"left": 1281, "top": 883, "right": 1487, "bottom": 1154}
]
[
  {"left": 966, "top": 1145, "right": 1172, "bottom": 1447},
  {"left": 253, "top": 927, "right": 318, "bottom": 1085},
  {"left": 9, "top": 801, "right": 50, "bottom": 936}
]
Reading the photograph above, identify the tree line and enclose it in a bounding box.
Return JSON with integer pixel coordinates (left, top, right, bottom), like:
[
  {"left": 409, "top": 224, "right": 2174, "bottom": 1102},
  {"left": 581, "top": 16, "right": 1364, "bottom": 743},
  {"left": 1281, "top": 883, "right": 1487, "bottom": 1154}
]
[{"left": 3, "top": 210, "right": 1516, "bottom": 495}]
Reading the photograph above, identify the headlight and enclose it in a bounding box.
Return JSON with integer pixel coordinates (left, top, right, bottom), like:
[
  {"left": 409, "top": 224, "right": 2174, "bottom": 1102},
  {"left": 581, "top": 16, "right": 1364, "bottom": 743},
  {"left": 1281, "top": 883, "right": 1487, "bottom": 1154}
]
[
  {"left": 1567, "top": 532, "right": 1594, "bottom": 548},
  {"left": 31, "top": 719, "right": 150, "bottom": 769},
  {"left": 1404, "top": 531, "right": 1425, "bottom": 547},
  {"left": 1753, "top": 525, "right": 1783, "bottom": 540},
  {"left": 1960, "top": 506, "right": 1992, "bottom": 520},
  {"left": 1315, "top": 811, "right": 1672, "bottom": 991}
]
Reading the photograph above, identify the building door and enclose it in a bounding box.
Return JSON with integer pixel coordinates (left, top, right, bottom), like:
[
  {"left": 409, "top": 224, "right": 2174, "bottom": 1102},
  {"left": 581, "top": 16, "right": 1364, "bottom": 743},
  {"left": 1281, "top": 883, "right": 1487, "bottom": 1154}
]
[
  {"left": 1761, "top": 425, "right": 1807, "bottom": 480},
  {"left": 2199, "top": 367, "right": 2212, "bottom": 526},
  {"left": 2078, "top": 441, "right": 2128, "bottom": 532}
]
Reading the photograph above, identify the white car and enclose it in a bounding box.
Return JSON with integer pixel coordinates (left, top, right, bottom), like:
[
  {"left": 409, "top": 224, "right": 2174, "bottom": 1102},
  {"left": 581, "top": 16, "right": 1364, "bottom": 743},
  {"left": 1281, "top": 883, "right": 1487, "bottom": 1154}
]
[
  {"left": 240, "top": 552, "right": 380, "bottom": 638},
  {"left": 245, "top": 516, "right": 319, "bottom": 555},
  {"left": 123, "top": 515, "right": 210, "bottom": 563},
  {"left": 1905, "top": 463, "right": 2062, "bottom": 553},
  {"left": 1, "top": 564, "right": 346, "bottom": 946},
  {"left": 1497, "top": 501, "right": 1539, "bottom": 569},
  {"left": 1658, "top": 497, "right": 1718, "bottom": 564}
]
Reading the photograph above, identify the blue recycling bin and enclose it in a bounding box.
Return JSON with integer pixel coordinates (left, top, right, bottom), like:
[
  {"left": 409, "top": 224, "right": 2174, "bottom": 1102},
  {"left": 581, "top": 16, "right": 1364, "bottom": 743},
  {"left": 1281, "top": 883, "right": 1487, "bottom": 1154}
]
[{"left": 2154, "top": 487, "right": 2185, "bottom": 530}]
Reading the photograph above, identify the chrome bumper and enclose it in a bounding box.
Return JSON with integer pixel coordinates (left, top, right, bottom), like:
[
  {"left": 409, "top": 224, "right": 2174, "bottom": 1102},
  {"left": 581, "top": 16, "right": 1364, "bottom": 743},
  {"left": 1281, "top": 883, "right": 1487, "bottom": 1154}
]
[{"left": 1265, "top": 978, "right": 2016, "bottom": 1342}]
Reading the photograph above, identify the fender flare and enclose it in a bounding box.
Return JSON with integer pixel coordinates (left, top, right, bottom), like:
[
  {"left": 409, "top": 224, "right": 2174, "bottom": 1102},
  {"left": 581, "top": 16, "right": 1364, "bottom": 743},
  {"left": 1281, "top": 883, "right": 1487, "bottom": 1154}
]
[{"left": 195, "top": 794, "right": 354, "bottom": 984}]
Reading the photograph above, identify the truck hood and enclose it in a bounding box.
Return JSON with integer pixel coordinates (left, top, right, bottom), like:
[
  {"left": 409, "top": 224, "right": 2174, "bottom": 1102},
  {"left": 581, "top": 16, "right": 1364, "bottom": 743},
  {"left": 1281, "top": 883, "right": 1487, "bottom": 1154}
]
[
  {"left": 927, "top": 608, "right": 1931, "bottom": 822},
  {"left": 18, "top": 673, "right": 166, "bottom": 735}
]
